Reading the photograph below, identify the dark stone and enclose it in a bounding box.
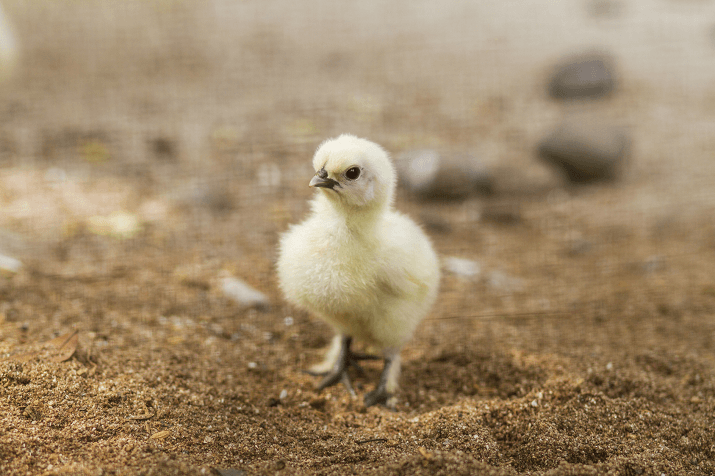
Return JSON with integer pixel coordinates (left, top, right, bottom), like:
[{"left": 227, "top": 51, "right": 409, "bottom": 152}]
[
  {"left": 548, "top": 52, "right": 616, "bottom": 100},
  {"left": 481, "top": 202, "right": 521, "bottom": 225},
  {"left": 149, "top": 136, "right": 177, "bottom": 162},
  {"left": 538, "top": 118, "right": 630, "bottom": 183}
]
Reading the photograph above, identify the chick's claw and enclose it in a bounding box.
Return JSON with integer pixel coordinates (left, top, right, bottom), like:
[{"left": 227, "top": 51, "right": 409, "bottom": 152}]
[
  {"left": 313, "top": 336, "right": 364, "bottom": 396},
  {"left": 315, "top": 368, "right": 356, "bottom": 397},
  {"left": 363, "top": 354, "right": 398, "bottom": 408},
  {"left": 364, "top": 387, "right": 392, "bottom": 408}
]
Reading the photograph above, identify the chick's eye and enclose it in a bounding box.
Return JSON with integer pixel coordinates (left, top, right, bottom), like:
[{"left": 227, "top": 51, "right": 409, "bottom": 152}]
[{"left": 345, "top": 167, "right": 361, "bottom": 180}]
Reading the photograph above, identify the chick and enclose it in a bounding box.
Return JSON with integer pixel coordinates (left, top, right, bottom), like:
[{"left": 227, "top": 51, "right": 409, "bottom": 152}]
[{"left": 277, "top": 134, "right": 440, "bottom": 407}]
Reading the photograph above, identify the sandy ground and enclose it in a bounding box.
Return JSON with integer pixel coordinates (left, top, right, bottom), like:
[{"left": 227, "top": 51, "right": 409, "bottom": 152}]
[{"left": 1, "top": 0, "right": 715, "bottom": 474}]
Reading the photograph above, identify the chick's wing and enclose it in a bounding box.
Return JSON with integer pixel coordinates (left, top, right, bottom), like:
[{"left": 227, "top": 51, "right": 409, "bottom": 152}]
[{"left": 375, "top": 212, "right": 437, "bottom": 301}]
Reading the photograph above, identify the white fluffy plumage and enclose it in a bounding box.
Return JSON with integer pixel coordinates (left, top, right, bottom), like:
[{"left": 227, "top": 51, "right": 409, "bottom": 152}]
[{"left": 277, "top": 134, "right": 440, "bottom": 406}]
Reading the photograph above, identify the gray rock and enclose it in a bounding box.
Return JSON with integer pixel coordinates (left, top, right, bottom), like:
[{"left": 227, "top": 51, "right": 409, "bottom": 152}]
[
  {"left": 548, "top": 52, "right": 616, "bottom": 100},
  {"left": 221, "top": 276, "right": 269, "bottom": 310},
  {"left": 396, "top": 149, "right": 493, "bottom": 200},
  {"left": 538, "top": 118, "right": 630, "bottom": 183}
]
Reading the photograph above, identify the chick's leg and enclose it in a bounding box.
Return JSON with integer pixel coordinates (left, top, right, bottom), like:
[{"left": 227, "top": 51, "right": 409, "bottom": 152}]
[
  {"left": 364, "top": 349, "right": 401, "bottom": 408},
  {"left": 307, "top": 334, "right": 342, "bottom": 375},
  {"left": 307, "top": 334, "right": 382, "bottom": 397},
  {"left": 315, "top": 335, "right": 355, "bottom": 394},
  {"left": 305, "top": 335, "right": 356, "bottom": 396}
]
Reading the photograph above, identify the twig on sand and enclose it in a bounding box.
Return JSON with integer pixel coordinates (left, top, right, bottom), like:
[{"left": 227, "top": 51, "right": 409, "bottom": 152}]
[{"left": 355, "top": 438, "right": 388, "bottom": 445}]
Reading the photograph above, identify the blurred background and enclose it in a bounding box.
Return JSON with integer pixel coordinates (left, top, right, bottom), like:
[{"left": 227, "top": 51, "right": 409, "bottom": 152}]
[
  {"left": 1, "top": 0, "right": 715, "bottom": 473},
  {"left": 0, "top": 0, "right": 714, "bottom": 330}
]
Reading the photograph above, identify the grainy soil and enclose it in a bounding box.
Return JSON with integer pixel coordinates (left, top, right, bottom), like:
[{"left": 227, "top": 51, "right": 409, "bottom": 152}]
[{"left": 1, "top": 1, "right": 715, "bottom": 475}]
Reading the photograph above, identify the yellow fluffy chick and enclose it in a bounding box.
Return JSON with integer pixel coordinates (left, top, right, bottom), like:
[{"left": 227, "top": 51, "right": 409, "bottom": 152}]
[{"left": 277, "top": 134, "right": 440, "bottom": 407}]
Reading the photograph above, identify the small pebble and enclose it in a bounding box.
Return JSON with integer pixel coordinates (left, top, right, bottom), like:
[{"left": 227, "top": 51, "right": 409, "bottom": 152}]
[
  {"left": 149, "top": 136, "right": 177, "bottom": 162},
  {"left": 443, "top": 257, "right": 481, "bottom": 278},
  {"left": 279, "top": 389, "right": 288, "bottom": 400},
  {"left": 548, "top": 51, "right": 616, "bottom": 100},
  {"left": 0, "top": 253, "right": 22, "bottom": 273},
  {"left": 284, "top": 316, "right": 294, "bottom": 326},
  {"left": 221, "top": 276, "right": 270, "bottom": 310},
  {"left": 538, "top": 117, "right": 630, "bottom": 182}
]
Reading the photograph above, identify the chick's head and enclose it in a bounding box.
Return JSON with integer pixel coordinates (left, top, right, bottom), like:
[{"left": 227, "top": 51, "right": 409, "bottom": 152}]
[{"left": 310, "top": 134, "right": 396, "bottom": 209}]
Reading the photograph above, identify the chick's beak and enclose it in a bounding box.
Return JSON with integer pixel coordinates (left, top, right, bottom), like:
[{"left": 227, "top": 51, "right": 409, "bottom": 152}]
[{"left": 309, "top": 175, "right": 339, "bottom": 189}]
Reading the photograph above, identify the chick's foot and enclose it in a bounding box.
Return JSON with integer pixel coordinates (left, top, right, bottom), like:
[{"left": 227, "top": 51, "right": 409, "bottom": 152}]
[
  {"left": 363, "top": 355, "right": 397, "bottom": 408},
  {"left": 364, "top": 386, "right": 392, "bottom": 407},
  {"left": 308, "top": 336, "right": 373, "bottom": 397}
]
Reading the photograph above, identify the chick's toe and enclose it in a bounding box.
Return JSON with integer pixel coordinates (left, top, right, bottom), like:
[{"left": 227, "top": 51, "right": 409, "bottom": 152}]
[
  {"left": 364, "top": 387, "right": 392, "bottom": 408},
  {"left": 313, "top": 336, "right": 364, "bottom": 396}
]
